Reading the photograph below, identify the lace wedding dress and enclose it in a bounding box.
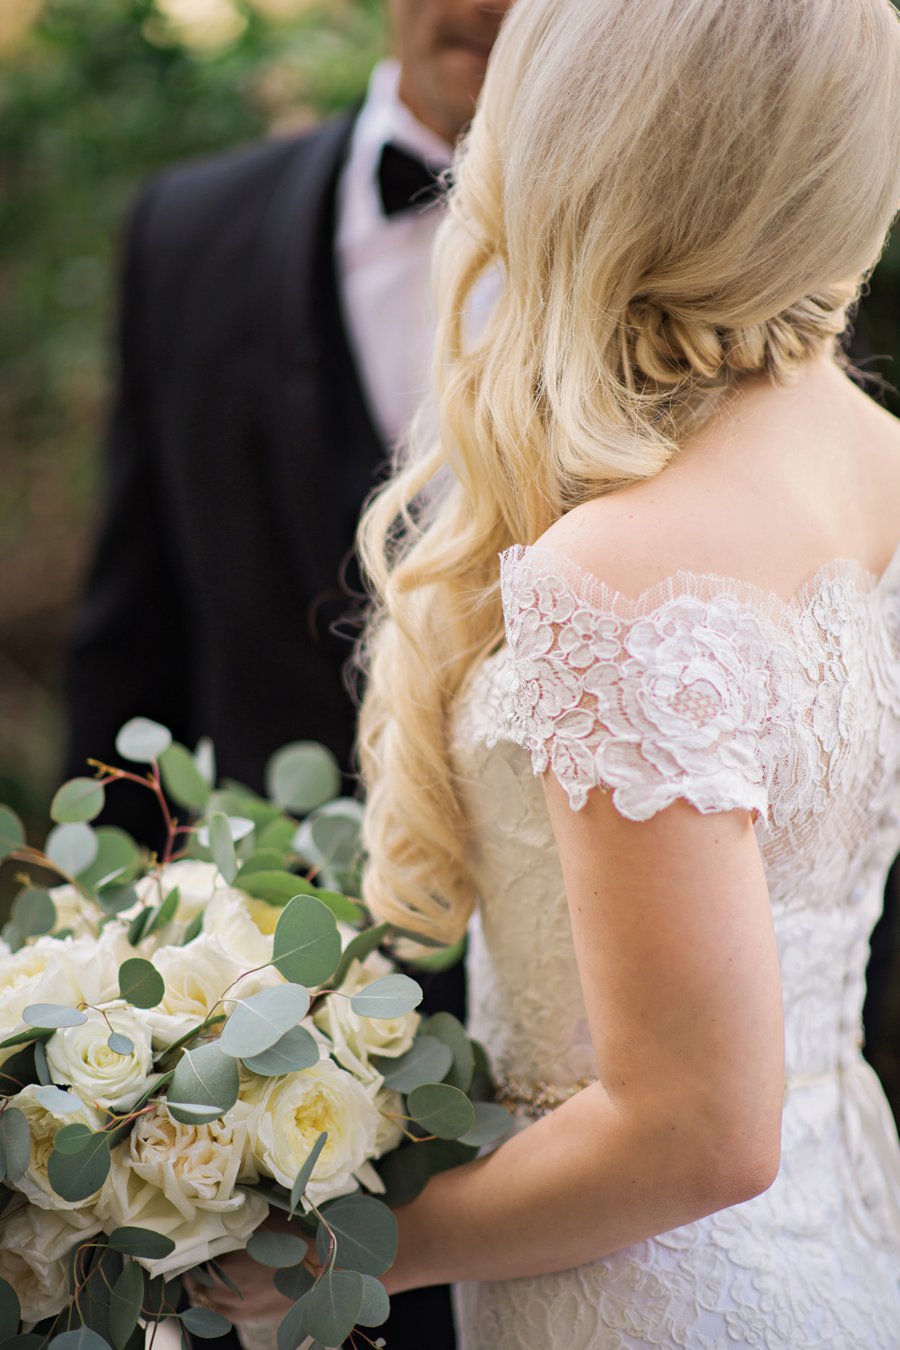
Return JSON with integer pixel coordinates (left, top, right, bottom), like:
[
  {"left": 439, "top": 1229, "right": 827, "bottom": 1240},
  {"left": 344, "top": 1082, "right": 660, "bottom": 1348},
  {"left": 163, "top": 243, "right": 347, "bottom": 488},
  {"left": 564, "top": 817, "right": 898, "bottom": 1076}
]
[{"left": 450, "top": 542, "right": 900, "bottom": 1350}]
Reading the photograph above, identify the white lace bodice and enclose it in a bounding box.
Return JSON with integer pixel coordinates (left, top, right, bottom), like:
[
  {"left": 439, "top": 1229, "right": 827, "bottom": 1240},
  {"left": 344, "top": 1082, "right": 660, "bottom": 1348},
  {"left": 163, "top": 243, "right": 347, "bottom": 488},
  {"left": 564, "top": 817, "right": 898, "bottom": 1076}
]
[{"left": 450, "top": 542, "right": 900, "bottom": 1348}]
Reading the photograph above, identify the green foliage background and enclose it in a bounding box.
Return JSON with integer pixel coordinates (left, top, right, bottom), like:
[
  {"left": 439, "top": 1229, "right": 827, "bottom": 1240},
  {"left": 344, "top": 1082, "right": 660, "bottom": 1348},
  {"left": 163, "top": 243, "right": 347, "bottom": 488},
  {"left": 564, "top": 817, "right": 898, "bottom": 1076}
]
[
  {"left": 0, "top": 0, "right": 897, "bottom": 1109},
  {"left": 0, "top": 0, "right": 387, "bottom": 822}
]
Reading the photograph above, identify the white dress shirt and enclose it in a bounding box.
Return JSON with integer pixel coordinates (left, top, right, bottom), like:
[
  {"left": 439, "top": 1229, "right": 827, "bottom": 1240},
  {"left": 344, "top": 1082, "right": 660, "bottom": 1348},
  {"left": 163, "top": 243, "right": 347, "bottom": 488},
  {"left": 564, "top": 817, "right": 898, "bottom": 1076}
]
[{"left": 335, "top": 60, "right": 452, "bottom": 448}]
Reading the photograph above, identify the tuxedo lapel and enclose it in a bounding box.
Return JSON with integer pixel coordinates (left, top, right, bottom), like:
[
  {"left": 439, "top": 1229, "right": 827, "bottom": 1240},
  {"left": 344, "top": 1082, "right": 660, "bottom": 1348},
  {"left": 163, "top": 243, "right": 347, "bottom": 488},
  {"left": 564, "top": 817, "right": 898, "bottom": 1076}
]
[{"left": 250, "top": 112, "right": 385, "bottom": 605}]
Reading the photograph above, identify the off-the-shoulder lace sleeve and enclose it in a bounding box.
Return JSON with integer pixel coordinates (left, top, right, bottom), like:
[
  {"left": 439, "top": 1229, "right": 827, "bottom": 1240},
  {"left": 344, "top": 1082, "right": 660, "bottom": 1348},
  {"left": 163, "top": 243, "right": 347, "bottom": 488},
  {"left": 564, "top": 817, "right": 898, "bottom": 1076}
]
[{"left": 499, "top": 545, "right": 775, "bottom": 820}]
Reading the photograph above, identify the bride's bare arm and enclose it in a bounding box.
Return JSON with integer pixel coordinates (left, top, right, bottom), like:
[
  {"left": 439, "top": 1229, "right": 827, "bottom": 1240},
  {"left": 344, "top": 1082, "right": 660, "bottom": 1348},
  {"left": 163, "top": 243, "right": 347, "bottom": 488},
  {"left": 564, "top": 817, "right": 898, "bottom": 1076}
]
[{"left": 385, "top": 791, "right": 783, "bottom": 1292}]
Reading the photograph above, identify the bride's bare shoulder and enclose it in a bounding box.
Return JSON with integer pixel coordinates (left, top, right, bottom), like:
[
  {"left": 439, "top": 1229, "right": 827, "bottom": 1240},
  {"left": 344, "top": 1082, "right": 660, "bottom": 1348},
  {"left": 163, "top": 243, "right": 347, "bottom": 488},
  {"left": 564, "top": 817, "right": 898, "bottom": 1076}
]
[{"left": 536, "top": 361, "right": 900, "bottom": 600}]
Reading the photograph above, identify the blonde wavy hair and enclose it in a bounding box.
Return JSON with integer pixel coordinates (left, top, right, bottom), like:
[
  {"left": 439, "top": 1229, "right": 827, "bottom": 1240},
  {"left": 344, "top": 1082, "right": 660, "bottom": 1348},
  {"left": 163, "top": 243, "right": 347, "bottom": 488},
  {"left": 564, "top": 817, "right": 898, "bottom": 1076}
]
[{"left": 357, "top": 0, "right": 900, "bottom": 944}]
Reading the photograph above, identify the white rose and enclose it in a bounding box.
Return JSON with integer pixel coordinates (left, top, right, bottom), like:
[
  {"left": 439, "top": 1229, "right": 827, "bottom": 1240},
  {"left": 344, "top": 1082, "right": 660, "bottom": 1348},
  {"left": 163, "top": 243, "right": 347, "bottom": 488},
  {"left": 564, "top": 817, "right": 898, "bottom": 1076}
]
[
  {"left": 100, "top": 1102, "right": 268, "bottom": 1279},
  {"left": 313, "top": 960, "right": 420, "bottom": 1086},
  {"left": 132, "top": 860, "right": 248, "bottom": 949},
  {"left": 6, "top": 1083, "right": 111, "bottom": 1219},
  {"left": 248, "top": 1058, "right": 382, "bottom": 1207},
  {"left": 0, "top": 937, "right": 10, "bottom": 958},
  {"left": 46, "top": 1003, "right": 155, "bottom": 1112},
  {"left": 47, "top": 883, "right": 102, "bottom": 940},
  {"left": 0, "top": 1201, "right": 100, "bottom": 1323},
  {"left": 203, "top": 889, "right": 278, "bottom": 967},
  {"left": 142, "top": 933, "right": 282, "bottom": 1050},
  {"left": 370, "top": 1085, "right": 405, "bottom": 1159},
  {"left": 0, "top": 927, "right": 132, "bottom": 1062}
]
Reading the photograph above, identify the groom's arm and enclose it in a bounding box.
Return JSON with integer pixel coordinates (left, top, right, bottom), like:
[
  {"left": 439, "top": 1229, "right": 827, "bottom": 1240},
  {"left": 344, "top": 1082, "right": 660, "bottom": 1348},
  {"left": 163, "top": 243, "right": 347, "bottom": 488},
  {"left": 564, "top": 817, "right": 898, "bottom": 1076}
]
[{"left": 63, "top": 182, "right": 193, "bottom": 842}]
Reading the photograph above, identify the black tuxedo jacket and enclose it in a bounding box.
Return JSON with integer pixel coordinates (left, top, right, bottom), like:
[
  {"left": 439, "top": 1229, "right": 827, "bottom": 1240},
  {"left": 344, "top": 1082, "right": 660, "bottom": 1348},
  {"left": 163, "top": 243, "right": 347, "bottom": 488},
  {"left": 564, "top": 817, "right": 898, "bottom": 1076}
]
[
  {"left": 65, "top": 115, "right": 460, "bottom": 1348},
  {"left": 66, "top": 113, "right": 380, "bottom": 807}
]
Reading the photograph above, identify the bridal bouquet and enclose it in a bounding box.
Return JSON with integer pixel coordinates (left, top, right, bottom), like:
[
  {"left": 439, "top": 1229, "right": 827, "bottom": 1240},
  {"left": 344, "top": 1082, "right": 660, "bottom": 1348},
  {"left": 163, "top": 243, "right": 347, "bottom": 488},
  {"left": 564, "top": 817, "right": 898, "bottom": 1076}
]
[{"left": 0, "top": 720, "right": 507, "bottom": 1349}]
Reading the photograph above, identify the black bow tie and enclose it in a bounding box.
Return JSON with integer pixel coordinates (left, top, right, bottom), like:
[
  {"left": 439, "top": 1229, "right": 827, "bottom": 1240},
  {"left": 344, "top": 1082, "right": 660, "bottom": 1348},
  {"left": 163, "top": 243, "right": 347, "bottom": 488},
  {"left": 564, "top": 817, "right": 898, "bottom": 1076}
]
[{"left": 377, "top": 142, "right": 448, "bottom": 218}]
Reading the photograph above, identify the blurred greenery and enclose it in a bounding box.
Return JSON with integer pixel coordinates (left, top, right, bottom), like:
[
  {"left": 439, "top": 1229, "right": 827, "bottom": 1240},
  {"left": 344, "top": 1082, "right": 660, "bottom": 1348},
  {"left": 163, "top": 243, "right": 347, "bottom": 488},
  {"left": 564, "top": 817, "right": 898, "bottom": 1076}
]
[
  {"left": 0, "top": 0, "right": 897, "bottom": 1115},
  {"left": 0, "top": 0, "right": 386, "bottom": 823}
]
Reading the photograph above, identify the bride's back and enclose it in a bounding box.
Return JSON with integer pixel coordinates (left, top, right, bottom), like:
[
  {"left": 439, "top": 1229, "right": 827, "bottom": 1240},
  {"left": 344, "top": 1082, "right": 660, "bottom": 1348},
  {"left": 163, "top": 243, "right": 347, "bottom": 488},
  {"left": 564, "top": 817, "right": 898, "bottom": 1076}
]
[{"left": 539, "top": 357, "right": 900, "bottom": 608}]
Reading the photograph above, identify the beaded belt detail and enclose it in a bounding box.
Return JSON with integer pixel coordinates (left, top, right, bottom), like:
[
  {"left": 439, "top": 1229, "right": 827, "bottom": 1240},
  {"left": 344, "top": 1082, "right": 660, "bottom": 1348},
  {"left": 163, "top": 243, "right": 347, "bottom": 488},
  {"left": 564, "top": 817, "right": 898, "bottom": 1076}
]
[{"left": 494, "top": 1074, "right": 594, "bottom": 1118}]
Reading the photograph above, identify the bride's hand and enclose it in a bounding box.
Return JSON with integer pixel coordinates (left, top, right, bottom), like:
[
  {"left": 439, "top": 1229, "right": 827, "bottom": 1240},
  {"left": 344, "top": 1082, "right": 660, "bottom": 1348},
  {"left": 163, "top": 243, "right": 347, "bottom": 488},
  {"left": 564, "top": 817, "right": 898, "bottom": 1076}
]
[
  {"left": 184, "top": 1247, "right": 298, "bottom": 1322},
  {"left": 184, "top": 1212, "right": 321, "bottom": 1324}
]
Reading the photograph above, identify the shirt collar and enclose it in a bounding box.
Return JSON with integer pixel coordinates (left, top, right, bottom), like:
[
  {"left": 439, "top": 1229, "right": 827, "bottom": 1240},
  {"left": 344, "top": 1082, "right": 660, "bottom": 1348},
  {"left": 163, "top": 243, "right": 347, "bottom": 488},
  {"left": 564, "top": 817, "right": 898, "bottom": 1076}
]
[{"left": 357, "top": 59, "right": 453, "bottom": 172}]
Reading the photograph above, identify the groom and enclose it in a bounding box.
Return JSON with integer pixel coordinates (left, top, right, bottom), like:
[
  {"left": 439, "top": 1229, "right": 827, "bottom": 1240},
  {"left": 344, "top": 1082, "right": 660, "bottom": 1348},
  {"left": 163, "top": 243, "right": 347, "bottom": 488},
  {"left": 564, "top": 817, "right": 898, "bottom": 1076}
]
[{"left": 63, "top": 2, "right": 512, "bottom": 1346}]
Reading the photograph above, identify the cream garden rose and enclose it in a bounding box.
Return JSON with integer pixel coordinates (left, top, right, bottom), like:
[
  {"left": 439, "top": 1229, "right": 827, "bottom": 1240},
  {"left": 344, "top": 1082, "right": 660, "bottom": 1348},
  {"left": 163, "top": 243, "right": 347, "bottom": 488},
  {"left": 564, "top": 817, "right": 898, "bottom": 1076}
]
[
  {"left": 0, "top": 1203, "right": 100, "bottom": 1323},
  {"left": 203, "top": 888, "right": 279, "bottom": 967},
  {"left": 47, "top": 883, "right": 102, "bottom": 939},
  {"left": 0, "top": 928, "right": 126, "bottom": 1065},
  {"left": 142, "top": 932, "right": 282, "bottom": 1049},
  {"left": 7, "top": 1083, "right": 112, "bottom": 1219},
  {"left": 46, "top": 1003, "right": 155, "bottom": 1111},
  {"left": 313, "top": 959, "right": 420, "bottom": 1085},
  {"left": 248, "top": 1058, "right": 383, "bottom": 1206},
  {"left": 100, "top": 1102, "right": 268, "bottom": 1278}
]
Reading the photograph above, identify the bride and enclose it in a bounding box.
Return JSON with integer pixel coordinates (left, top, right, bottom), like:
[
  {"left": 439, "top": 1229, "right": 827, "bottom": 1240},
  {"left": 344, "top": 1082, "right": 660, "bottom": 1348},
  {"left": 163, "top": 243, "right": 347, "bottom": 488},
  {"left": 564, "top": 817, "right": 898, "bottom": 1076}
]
[
  {"left": 356, "top": 0, "right": 900, "bottom": 1343},
  {"left": 208, "top": 0, "right": 900, "bottom": 1344}
]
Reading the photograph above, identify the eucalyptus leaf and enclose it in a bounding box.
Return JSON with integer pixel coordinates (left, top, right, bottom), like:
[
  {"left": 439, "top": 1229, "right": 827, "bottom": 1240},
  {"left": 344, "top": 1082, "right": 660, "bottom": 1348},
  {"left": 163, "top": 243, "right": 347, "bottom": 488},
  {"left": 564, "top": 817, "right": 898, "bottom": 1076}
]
[
  {"left": 293, "top": 798, "right": 364, "bottom": 871},
  {"left": 196, "top": 814, "right": 254, "bottom": 847},
  {"left": 0, "top": 1108, "right": 29, "bottom": 1181},
  {"left": 208, "top": 1259, "right": 243, "bottom": 1297},
  {"left": 11, "top": 888, "right": 56, "bottom": 940},
  {"left": 109, "top": 1262, "right": 144, "bottom": 1350},
  {"left": 220, "top": 985, "right": 311, "bottom": 1059},
  {"left": 107, "top": 1033, "right": 134, "bottom": 1057},
  {"left": 407, "top": 1083, "right": 475, "bottom": 1141},
  {"left": 50, "top": 778, "right": 105, "bottom": 824},
  {"left": 265, "top": 742, "right": 341, "bottom": 815},
  {"left": 234, "top": 850, "right": 290, "bottom": 880},
  {"left": 424, "top": 1011, "right": 474, "bottom": 1092},
  {"left": 290, "top": 1130, "right": 328, "bottom": 1215},
  {"left": 315, "top": 1194, "right": 398, "bottom": 1277},
  {"left": 48, "top": 1130, "right": 111, "bottom": 1202},
  {"left": 329, "top": 922, "right": 391, "bottom": 992},
  {"left": 79, "top": 828, "right": 142, "bottom": 893},
  {"left": 179, "top": 1308, "right": 233, "bottom": 1338},
  {"left": 107, "top": 1228, "right": 176, "bottom": 1260},
  {"left": 126, "top": 906, "right": 153, "bottom": 947},
  {"left": 273, "top": 1263, "right": 316, "bottom": 1302},
  {"left": 238, "top": 871, "right": 318, "bottom": 906},
  {"left": 115, "top": 717, "right": 172, "bottom": 764},
  {"left": 97, "top": 883, "right": 139, "bottom": 917},
  {"left": 273, "top": 896, "right": 341, "bottom": 987},
  {"left": 0, "top": 1276, "right": 20, "bottom": 1340},
  {"left": 302, "top": 1269, "right": 364, "bottom": 1348},
  {"left": 181, "top": 911, "right": 204, "bottom": 945},
  {"left": 208, "top": 812, "right": 237, "bottom": 885},
  {"left": 46, "top": 822, "right": 99, "bottom": 877},
  {"left": 35, "top": 1086, "right": 85, "bottom": 1114},
  {"left": 376, "top": 1138, "right": 475, "bottom": 1208},
  {"left": 142, "top": 886, "right": 179, "bottom": 938},
  {"left": 159, "top": 743, "right": 211, "bottom": 812},
  {"left": 34, "top": 1040, "right": 50, "bottom": 1085},
  {"left": 246, "top": 1230, "right": 309, "bottom": 1269},
  {"left": 118, "top": 957, "right": 164, "bottom": 1009},
  {"left": 374, "top": 1036, "right": 453, "bottom": 1095},
  {"left": 458, "top": 1101, "right": 514, "bottom": 1148},
  {"left": 349, "top": 974, "right": 423, "bottom": 1020},
  {"left": 167, "top": 1042, "right": 239, "bottom": 1126},
  {"left": 23, "top": 1003, "right": 87, "bottom": 1029},
  {"left": 0, "top": 808, "right": 25, "bottom": 863},
  {"left": 194, "top": 737, "right": 216, "bottom": 787},
  {"left": 52, "top": 1123, "right": 95, "bottom": 1154},
  {"left": 242, "top": 1024, "right": 320, "bottom": 1077},
  {"left": 357, "top": 1274, "right": 390, "bottom": 1328},
  {"left": 49, "top": 1334, "right": 112, "bottom": 1350},
  {"left": 314, "top": 889, "right": 365, "bottom": 925},
  {"left": 276, "top": 1297, "right": 309, "bottom": 1350},
  {"left": 256, "top": 816, "right": 297, "bottom": 855}
]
